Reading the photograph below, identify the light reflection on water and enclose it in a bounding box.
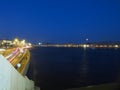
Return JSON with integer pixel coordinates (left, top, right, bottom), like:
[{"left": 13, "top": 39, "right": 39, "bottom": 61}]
[
  {"left": 27, "top": 47, "right": 120, "bottom": 90},
  {"left": 79, "top": 48, "right": 88, "bottom": 84}
]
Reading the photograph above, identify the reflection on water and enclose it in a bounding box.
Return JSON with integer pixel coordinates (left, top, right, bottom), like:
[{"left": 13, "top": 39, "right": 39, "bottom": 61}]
[
  {"left": 79, "top": 48, "right": 88, "bottom": 84},
  {"left": 27, "top": 47, "right": 120, "bottom": 90}
]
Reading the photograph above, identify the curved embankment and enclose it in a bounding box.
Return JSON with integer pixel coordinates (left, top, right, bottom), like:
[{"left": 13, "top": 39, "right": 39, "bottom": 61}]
[{"left": 0, "top": 54, "right": 34, "bottom": 90}]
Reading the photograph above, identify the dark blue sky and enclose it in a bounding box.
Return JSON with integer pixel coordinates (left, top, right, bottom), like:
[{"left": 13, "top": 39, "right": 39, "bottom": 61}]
[{"left": 0, "top": 0, "right": 120, "bottom": 43}]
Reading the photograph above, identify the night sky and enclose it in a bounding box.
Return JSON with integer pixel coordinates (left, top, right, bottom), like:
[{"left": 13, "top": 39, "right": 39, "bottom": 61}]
[{"left": 0, "top": 0, "right": 120, "bottom": 44}]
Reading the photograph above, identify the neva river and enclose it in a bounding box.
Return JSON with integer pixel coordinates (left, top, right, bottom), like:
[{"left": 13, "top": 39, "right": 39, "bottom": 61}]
[{"left": 27, "top": 47, "right": 120, "bottom": 90}]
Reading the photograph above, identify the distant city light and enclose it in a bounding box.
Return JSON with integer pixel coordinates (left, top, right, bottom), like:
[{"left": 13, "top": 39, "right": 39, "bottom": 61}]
[
  {"left": 3, "top": 40, "right": 6, "bottom": 43},
  {"left": 83, "top": 44, "right": 87, "bottom": 48},
  {"left": 86, "top": 45, "right": 89, "bottom": 47},
  {"left": 38, "top": 42, "right": 42, "bottom": 45},
  {"left": 14, "top": 38, "right": 18, "bottom": 42},
  {"left": 21, "top": 39, "right": 26, "bottom": 45},
  {"left": 28, "top": 43, "right": 32, "bottom": 46},
  {"left": 114, "top": 45, "right": 118, "bottom": 48},
  {"left": 109, "top": 45, "right": 112, "bottom": 48}
]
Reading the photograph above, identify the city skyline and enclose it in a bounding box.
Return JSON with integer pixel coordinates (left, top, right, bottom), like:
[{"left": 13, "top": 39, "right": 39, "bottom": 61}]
[{"left": 0, "top": 0, "right": 120, "bottom": 43}]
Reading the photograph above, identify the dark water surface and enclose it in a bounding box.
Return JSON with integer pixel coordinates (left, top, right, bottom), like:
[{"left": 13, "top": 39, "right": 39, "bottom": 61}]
[{"left": 27, "top": 47, "right": 120, "bottom": 90}]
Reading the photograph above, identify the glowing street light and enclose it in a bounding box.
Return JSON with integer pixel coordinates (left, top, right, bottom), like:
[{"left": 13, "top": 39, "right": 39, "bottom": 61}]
[
  {"left": 21, "top": 39, "right": 26, "bottom": 45},
  {"left": 14, "top": 38, "right": 18, "bottom": 42},
  {"left": 16, "top": 63, "right": 21, "bottom": 68},
  {"left": 13, "top": 38, "right": 19, "bottom": 45},
  {"left": 38, "top": 42, "right": 42, "bottom": 45}
]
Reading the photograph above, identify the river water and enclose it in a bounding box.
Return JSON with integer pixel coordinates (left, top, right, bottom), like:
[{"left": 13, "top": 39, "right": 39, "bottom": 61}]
[{"left": 27, "top": 47, "right": 120, "bottom": 90}]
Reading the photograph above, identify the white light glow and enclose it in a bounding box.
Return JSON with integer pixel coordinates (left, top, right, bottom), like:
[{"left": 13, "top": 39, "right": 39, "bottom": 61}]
[{"left": 38, "top": 43, "right": 42, "bottom": 45}]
